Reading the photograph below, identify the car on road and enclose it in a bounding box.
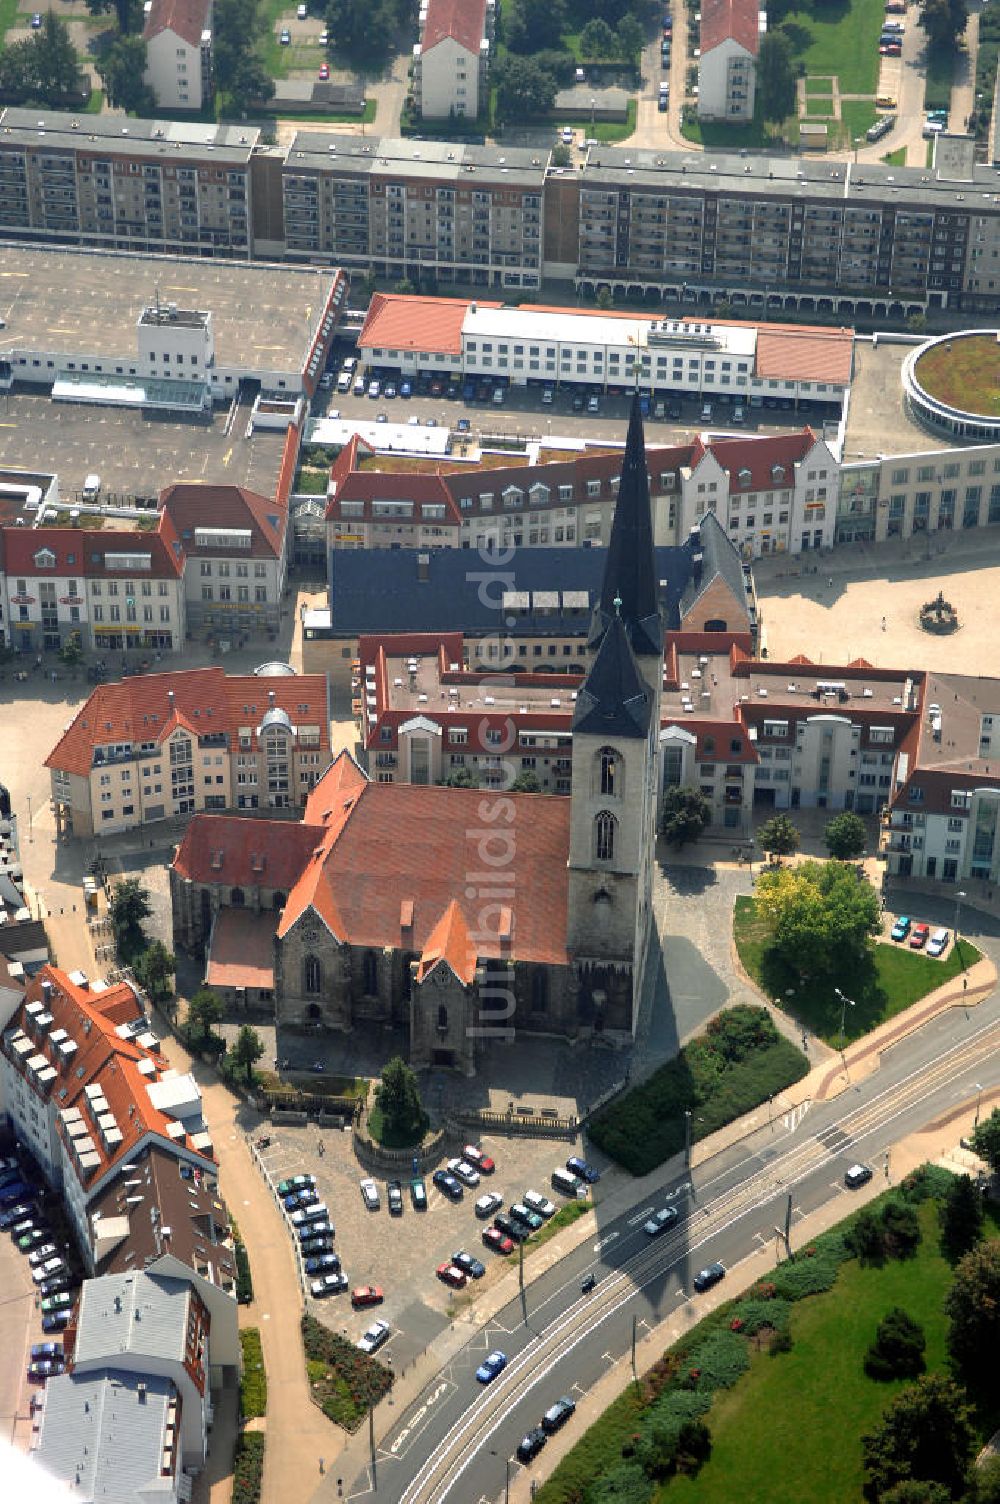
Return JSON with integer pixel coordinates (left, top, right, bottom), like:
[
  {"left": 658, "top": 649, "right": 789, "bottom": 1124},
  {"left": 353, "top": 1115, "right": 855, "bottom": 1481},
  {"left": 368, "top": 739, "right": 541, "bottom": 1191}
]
[
  {"left": 517, "top": 1427, "right": 548, "bottom": 1463},
  {"left": 463, "top": 1145, "right": 496, "bottom": 1174},
  {"left": 360, "top": 1178, "right": 380, "bottom": 1211},
  {"left": 433, "top": 1169, "right": 463, "bottom": 1201},
  {"left": 284, "top": 1189, "right": 318, "bottom": 1211},
  {"left": 30, "top": 1342, "right": 63, "bottom": 1361},
  {"left": 476, "top": 1350, "right": 507, "bottom": 1384},
  {"left": 300, "top": 1233, "right": 334, "bottom": 1256},
  {"left": 297, "top": 1219, "right": 333, "bottom": 1241},
  {"left": 483, "top": 1225, "right": 514, "bottom": 1255},
  {"left": 475, "top": 1191, "right": 504, "bottom": 1219},
  {"left": 909, "top": 922, "right": 930, "bottom": 949},
  {"left": 845, "top": 1163, "right": 873, "bottom": 1189},
  {"left": 28, "top": 1358, "right": 64, "bottom": 1380},
  {"left": 305, "top": 1252, "right": 341, "bottom": 1274},
  {"left": 28, "top": 1243, "right": 58, "bottom": 1267},
  {"left": 279, "top": 26, "right": 290, "bottom": 43},
  {"left": 890, "top": 916, "right": 911, "bottom": 942},
  {"left": 318, "top": 62, "right": 330, "bottom": 79},
  {"left": 410, "top": 1177, "right": 428, "bottom": 1210},
  {"left": 523, "top": 1189, "right": 555, "bottom": 1219},
  {"left": 495, "top": 1213, "right": 530, "bottom": 1242},
  {"left": 927, "top": 927, "right": 950, "bottom": 958},
  {"left": 351, "top": 1285, "right": 384, "bottom": 1309},
  {"left": 311, "top": 1272, "right": 349, "bottom": 1298},
  {"left": 644, "top": 1206, "right": 679, "bottom": 1238},
  {"left": 693, "top": 1261, "right": 726, "bottom": 1293},
  {"left": 452, "top": 1250, "right": 486, "bottom": 1279},
  {"left": 447, "top": 1158, "right": 480, "bottom": 1187},
  {"left": 387, "top": 1180, "right": 403, "bottom": 1216},
  {"left": 277, "top": 1175, "right": 315, "bottom": 1196},
  {"left": 357, "top": 1319, "right": 390, "bottom": 1354},
  {"left": 542, "top": 1395, "right": 577, "bottom": 1433},
  {"left": 587, "top": 395, "right": 600, "bottom": 414},
  {"left": 511, "top": 1202, "right": 544, "bottom": 1232},
  {"left": 41, "top": 1292, "right": 73, "bottom": 1312},
  {"left": 436, "top": 1261, "right": 467, "bottom": 1289}
]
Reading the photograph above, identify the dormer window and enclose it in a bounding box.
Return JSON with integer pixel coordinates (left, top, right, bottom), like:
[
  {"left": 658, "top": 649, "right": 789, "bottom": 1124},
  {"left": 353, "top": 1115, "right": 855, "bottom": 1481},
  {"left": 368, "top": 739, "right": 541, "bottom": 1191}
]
[
  {"left": 737, "top": 468, "right": 752, "bottom": 488},
  {"left": 34, "top": 548, "right": 56, "bottom": 569},
  {"left": 771, "top": 464, "right": 786, "bottom": 483}
]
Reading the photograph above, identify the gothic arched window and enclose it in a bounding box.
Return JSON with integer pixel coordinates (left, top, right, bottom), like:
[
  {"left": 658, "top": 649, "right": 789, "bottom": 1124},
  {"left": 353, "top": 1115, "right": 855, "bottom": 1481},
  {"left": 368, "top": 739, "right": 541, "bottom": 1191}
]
[
  {"left": 363, "top": 949, "right": 378, "bottom": 995},
  {"left": 595, "top": 810, "right": 617, "bottom": 862},
  {"left": 597, "top": 746, "right": 621, "bottom": 798},
  {"left": 303, "top": 955, "right": 321, "bottom": 995}
]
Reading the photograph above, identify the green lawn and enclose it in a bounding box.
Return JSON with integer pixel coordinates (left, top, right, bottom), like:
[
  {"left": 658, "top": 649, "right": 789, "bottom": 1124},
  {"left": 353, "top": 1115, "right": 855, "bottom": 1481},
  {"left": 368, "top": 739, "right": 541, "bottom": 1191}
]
[
  {"left": 681, "top": 104, "right": 771, "bottom": 148},
  {"left": 556, "top": 98, "right": 637, "bottom": 143},
  {"left": 733, "top": 896, "right": 980, "bottom": 1045},
  {"left": 780, "top": 0, "right": 884, "bottom": 94},
  {"left": 804, "top": 75, "right": 835, "bottom": 94},
  {"left": 665, "top": 1201, "right": 957, "bottom": 1504},
  {"left": 882, "top": 146, "right": 907, "bottom": 165},
  {"left": 839, "top": 99, "right": 878, "bottom": 142}
]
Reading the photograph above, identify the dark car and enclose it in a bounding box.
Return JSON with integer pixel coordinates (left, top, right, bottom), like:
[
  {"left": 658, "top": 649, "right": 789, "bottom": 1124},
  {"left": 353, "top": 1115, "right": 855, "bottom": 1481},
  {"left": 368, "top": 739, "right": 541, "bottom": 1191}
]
[
  {"left": 667, "top": 400, "right": 682, "bottom": 420},
  {"left": 387, "top": 1180, "right": 404, "bottom": 1216},
  {"left": 0, "top": 1181, "right": 33, "bottom": 1206},
  {"left": 432, "top": 1169, "right": 463, "bottom": 1201},
  {"left": 27, "top": 1357, "right": 64, "bottom": 1380},
  {"left": 40, "top": 1275, "right": 74, "bottom": 1299},
  {"left": 692, "top": 1261, "right": 726, "bottom": 1293},
  {"left": 304, "top": 1252, "right": 341, "bottom": 1274},
  {"left": 31, "top": 1342, "right": 63, "bottom": 1361},
  {"left": 644, "top": 1206, "right": 679, "bottom": 1238},
  {"left": 299, "top": 1233, "right": 334, "bottom": 1256},
  {"left": 542, "top": 1395, "right": 577, "bottom": 1434},
  {"left": 845, "top": 1163, "right": 873, "bottom": 1189},
  {"left": 452, "top": 1249, "right": 486, "bottom": 1280},
  {"left": 0, "top": 1202, "right": 36, "bottom": 1229},
  {"left": 572, "top": 393, "right": 585, "bottom": 412},
  {"left": 42, "top": 1311, "right": 70, "bottom": 1333},
  {"left": 410, "top": 1177, "right": 428, "bottom": 1210},
  {"left": 657, "top": 94, "right": 669, "bottom": 112},
  {"left": 494, "top": 1213, "right": 529, "bottom": 1242},
  {"left": 284, "top": 1189, "right": 319, "bottom": 1212},
  {"left": 566, "top": 1156, "right": 600, "bottom": 1184},
  {"left": 517, "top": 1427, "right": 548, "bottom": 1463}
]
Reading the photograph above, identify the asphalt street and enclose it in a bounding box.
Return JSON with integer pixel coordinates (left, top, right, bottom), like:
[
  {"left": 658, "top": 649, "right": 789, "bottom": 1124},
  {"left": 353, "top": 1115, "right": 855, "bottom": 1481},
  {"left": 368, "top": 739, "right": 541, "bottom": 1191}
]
[{"left": 345, "top": 980, "right": 1000, "bottom": 1504}]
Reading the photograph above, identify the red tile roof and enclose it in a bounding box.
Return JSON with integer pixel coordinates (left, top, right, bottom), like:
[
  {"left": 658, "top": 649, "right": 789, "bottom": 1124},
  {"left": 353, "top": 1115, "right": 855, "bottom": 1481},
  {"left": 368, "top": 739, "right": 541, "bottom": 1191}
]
[
  {"left": 755, "top": 326, "right": 854, "bottom": 386},
  {"left": 695, "top": 428, "right": 819, "bottom": 492},
  {"left": 205, "top": 908, "right": 278, "bottom": 991},
  {"left": 159, "top": 484, "right": 286, "bottom": 561},
  {"left": 700, "top": 0, "right": 761, "bottom": 56},
  {"left": 45, "top": 667, "right": 329, "bottom": 778},
  {"left": 143, "top": 0, "right": 211, "bottom": 47},
  {"left": 2, "top": 519, "right": 184, "bottom": 580},
  {"left": 173, "top": 814, "right": 323, "bottom": 892},
  {"left": 416, "top": 899, "right": 477, "bottom": 985},
  {"left": 358, "top": 293, "right": 501, "bottom": 358},
  {"left": 422, "top": 0, "right": 489, "bottom": 54}
]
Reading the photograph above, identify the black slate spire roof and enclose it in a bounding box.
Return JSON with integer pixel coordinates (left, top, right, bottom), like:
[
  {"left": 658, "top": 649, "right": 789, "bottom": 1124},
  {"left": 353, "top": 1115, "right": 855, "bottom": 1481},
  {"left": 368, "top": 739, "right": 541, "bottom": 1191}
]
[
  {"left": 572, "top": 606, "right": 652, "bottom": 740},
  {"left": 588, "top": 391, "right": 662, "bottom": 659}
]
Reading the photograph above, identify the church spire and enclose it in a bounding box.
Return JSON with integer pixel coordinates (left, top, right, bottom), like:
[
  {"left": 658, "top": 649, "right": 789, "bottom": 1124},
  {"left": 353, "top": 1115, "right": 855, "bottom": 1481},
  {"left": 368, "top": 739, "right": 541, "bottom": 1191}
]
[{"left": 589, "top": 391, "right": 661, "bottom": 658}]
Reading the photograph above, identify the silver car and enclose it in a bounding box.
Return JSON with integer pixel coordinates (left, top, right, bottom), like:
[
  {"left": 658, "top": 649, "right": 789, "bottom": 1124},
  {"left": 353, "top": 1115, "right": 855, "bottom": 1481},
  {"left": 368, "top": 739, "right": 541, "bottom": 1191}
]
[
  {"left": 360, "top": 1178, "right": 380, "bottom": 1211},
  {"left": 357, "top": 1318, "right": 390, "bottom": 1354}
]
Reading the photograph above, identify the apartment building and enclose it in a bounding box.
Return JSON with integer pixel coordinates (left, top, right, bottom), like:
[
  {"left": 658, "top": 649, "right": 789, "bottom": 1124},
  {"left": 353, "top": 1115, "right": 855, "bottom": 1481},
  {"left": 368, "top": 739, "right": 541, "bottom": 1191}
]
[
  {"left": 159, "top": 483, "right": 289, "bottom": 637},
  {"left": 45, "top": 666, "right": 330, "bottom": 837},
  {"left": 280, "top": 135, "right": 545, "bottom": 289},
  {"left": 688, "top": 428, "right": 839, "bottom": 556},
  {"left": 412, "top": 0, "right": 494, "bottom": 121},
  {"left": 143, "top": 0, "right": 213, "bottom": 112},
  {"left": 839, "top": 443, "right": 1000, "bottom": 544},
  {"left": 698, "top": 0, "right": 762, "bottom": 123},
  {"left": 0, "top": 109, "right": 254, "bottom": 258}
]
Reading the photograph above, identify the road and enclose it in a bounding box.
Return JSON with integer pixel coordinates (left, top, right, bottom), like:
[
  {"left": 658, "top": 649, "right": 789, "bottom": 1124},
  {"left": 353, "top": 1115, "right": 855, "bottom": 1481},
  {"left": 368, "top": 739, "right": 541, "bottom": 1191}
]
[{"left": 344, "top": 995, "right": 1000, "bottom": 1504}]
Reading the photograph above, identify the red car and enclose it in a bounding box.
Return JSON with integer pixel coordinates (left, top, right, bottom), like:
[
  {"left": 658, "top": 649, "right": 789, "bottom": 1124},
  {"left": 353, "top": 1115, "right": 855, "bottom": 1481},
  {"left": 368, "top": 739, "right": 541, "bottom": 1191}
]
[
  {"left": 318, "top": 62, "right": 329, "bottom": 79},
  {"left": 909, "top": 923, "right": 930, "bottom": 949},
  {"left": 482, "top": 1225, "right": 514, "bottom": 1255},
  {"left": 463, "top": 1144, "right": 496, "bottom": 1175},
  {"left": 351, "top": 1284, "right": 383, "bottom": 1309},
  {"left": 436, "top": 1262, "right": 467, "bottom": 1289}
]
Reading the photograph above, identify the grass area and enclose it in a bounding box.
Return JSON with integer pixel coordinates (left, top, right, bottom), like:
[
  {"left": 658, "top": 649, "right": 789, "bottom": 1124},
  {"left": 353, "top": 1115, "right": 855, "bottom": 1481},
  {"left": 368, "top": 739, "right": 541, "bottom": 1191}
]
[
  {"left": 925, "top": 42, "right": 955, "bottom": 113},
  {"left": 681, "top": 104, "right": 771, "bottom": 148},
  {"left": 239, "top": 1328, "right": 268, "bottom": 1420},
  {"left": 882, "top": 147, "right": 907, "bottom": 165},
  {"left": 915, "top": 334, "right": 1000, "bottom": 415},
  {"left": 367, "top": 1100, "right": 428, "bottom": 1148},
  {"left": 302, "top": 1315, "right": 393, "bottom": 1431},
  {"left": 804, "top": 75, "right": 835, "bottom": 94},
  {"left": 779, "top": 0, "right": 884, "bottom": 94},
  {"left": 733, "top": 896, "right": 981, "bottom": 1045},
  {"left": 588, "top": 1006, "right": 808, "bottom": 1176},
  {"left": 258, "top": 1069, "right": 368, "bottom": 1100},
  {"left": 803, "top": 98, "right": 834, "bottom": 118},
  {"left": 665, "top": 1200, "right": 961, "bottom": 1503},
  {"left": 525, "top": 1196, "right": 591, "bottom": 1253},
  {"left": 839, "top": 98, "right": 878, "bottom": 143}
]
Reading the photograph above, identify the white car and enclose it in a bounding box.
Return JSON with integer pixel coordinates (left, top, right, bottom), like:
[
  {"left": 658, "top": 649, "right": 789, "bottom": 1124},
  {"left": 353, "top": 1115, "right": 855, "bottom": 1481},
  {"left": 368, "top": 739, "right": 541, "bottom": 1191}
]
[
  {"left": 474, "top": 1191, "right": 504, "bottom": 1219},
  {"left": 32, "top": 1257, "right": 66, "bottom": 1284},
  {"left": 523, "top": 1189, "right": 556, "bottom": 1219},
  {"left": 357, "top": 1318, "right": 390, "bottom": 1354},
  {"left": 28, "top": 1243, "right": 58, "bottom": 1268},
  {"left": 927, "top": 927, "right": 950, "bottom": 957},
  {"left": 561, "top": 127, "right": 574, "bottom": 145},
  {"left": 447, "top": 1158, "right": 480, "bottom": 1188},
  {"left": 360, "top": 1178, "right": 380, "bottom": 1211}
]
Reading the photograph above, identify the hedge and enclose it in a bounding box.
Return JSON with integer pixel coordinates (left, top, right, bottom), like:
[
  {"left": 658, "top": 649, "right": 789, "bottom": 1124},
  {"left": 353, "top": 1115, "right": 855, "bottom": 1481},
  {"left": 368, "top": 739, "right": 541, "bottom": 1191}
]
[
  {"left": 239, "top": 1328, "right": 267, "bottom": 1421},
  {"left": 588, "top": 1006, "right": 808, "bottom": 1175},
  {"left": 232, "top": 1432, "right": 265, "bottom": 1504},
  {"left": 235, "top": 1236, "right": 254, "bottom": 1305}
]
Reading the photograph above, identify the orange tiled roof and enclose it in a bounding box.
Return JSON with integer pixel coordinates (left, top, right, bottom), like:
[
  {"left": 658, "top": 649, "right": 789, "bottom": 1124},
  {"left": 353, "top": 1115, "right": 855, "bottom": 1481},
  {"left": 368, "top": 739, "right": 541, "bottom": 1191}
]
[
  {"left": 422, "top": 0, "right": 488, "bottom": 53},
  {"left": 416, "top": 899, "right": 477, "bottom": 985},
  {"left": 694, "top": 428, "right": 818, "bottom": 492},
  {"left": 358, "top": 293, "right": 501, "bottom": 357},
  {"left": 754, "top": 325, "right": 854, "bottom": 386},
  {"left": 700, "top": 0, "right": 760, "bottom": 55},
  {"left": 159, "top": 484, "right": 286, "bottom": 560},
  {"left": 143, "top": 0, "right": 210, "bottom": 45}
]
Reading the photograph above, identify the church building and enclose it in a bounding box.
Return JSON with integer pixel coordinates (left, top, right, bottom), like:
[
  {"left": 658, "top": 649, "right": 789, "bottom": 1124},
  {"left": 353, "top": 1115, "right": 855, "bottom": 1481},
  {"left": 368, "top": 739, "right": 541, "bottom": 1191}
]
[{"left": 170, "top": 397, "right": 664, "bottom": 1073}]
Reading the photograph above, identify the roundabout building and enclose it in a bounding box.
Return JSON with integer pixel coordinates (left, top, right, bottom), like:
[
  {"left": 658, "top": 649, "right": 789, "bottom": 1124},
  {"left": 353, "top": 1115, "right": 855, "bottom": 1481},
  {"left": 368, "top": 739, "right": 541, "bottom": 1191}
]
[{"left": 903, "top": 331, "right": 1000, "bottom": 441}]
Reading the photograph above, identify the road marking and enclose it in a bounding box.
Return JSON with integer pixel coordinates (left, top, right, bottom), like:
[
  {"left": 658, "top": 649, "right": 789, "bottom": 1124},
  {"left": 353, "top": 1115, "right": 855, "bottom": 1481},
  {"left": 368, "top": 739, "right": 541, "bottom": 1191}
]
[
  {"left": 387, "top": 1380, "right": 453, "bottom": 1457},
  {"left": 783, "top": 1101, "right": 812, "bottom": 1133},
  {"left": 627, "top": 1206, "right": 655, "bottom": 1226},
  {"left": 593, "top": 1231, "right": 619, "bottom": 1252}
]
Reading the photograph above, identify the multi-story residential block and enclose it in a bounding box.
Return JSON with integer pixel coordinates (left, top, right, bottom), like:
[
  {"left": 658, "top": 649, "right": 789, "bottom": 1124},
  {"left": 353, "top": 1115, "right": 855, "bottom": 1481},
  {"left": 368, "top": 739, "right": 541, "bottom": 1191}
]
[
  {"left": 159, "top": 483, "right": 289, "bottom": 637},
  {"left": 45, "top": 666, "right": 330, "bottom": 837},
  {"left": 839, "top": 442, "right": 1000, "bottom": 544},
  {"left": 280, "top": 135, "right": 546, "bottom": 289},
  {"left": 143, "top": 0, "right": 213, "bottom": 112},
  {"left": 687, "top": 428, "right": 839, "bottom": 556},
  {"left": 698, "top": 0, "right": 762, "bottom": 123},
  {"left": 412, "top": 0, "right": 494, "bottom": 121}
]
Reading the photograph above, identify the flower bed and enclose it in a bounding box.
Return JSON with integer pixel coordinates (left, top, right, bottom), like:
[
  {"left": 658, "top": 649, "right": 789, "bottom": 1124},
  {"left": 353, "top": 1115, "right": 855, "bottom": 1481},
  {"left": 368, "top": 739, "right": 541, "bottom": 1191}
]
[{"left": 301, "top": 1315, "right": 394, "bottom": 1431}]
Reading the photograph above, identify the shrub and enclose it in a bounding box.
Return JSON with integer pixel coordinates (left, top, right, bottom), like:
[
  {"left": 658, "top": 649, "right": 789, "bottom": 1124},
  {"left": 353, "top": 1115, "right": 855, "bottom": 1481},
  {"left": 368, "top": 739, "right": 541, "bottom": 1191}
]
[
  {"left": 586, "top": 1461, "right": 653, "bottom": 1502},
  {"left": 239, "top": 1328, "right": 267, "bottom": 1419},
  {"left": 232, "top": 1432, "right": 265, "bottom": 1504},
  {"left": 898, "top": 1164, "right": 956, "bottom": 1205},
  {"left": 728, "top": 1296, "right": 791, "bottom": 1336},
  {"left": 685, "top": 1329, "right": 750, "bottom": 1393},
  {"left": 772, "top": 1232, "right": 850, "bottom": 1299},
  {"left": 234, "top": 1232, "right": 254, "bottom": 1304},
  {"left": 864, "top": 1307, "right": 926, "bottom": 1381}
]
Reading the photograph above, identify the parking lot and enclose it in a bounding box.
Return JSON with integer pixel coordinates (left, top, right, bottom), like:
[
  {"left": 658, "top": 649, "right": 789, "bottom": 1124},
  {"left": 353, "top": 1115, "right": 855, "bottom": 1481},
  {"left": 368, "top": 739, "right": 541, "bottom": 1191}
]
[{"left": 254, "top": 1122, "right": 601, "bottom": 1371}]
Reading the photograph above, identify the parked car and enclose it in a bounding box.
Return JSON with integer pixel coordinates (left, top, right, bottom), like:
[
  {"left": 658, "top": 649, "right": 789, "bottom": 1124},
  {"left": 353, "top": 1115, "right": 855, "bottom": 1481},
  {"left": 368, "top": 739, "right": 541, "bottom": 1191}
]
[
  {"left": 542, "top": 1395, "right": 577, "bottom": 1433},
  {"left": 587, "top": 394, "right": 600, "bottom": 413},
  {"left": 40, "top": 1276, "right": 74, "bottom": 1299},
  {"left": 311, "top": 1272, "right": 348, "bottom": 1298},
  {"left": 305, "top": 1252, "right": 341, "bottom": 1275},
  {"left": 890, "top": 915, "right": 911, "bottom": 942},
  {"left": 451, "top": 1250, "right": 486, "bottom": 1280},
  {"left": 277, "top": 1175, "right": 315, "bottom": 1196},
  {"left": 30, "top": 11, "right": 42, "bottom": 26},
  {"left": 476, "top": 1350, "right": 507, "bottom": 1384},
  {"left": 927, "top": 927, "right": 950, "bottom": 957},
  {"left": 284, "top": 1189, "right": 318, "bottom": 1211},
  {"left": 17, "top": 1228, "right": 48, "bottom": 1252},
  {"left": 410, "top": 1177, "right": 428, "bottom": 1210},
  {"left": 909, "top": 923, "right": 930, "bottom": 949},
  {"left": 400, "top": 380, "right": 412, "bottom": 397},
  {"left": 541, "top": 386, "right": 554, "bottom": 405},
  {"left": 32, "top": 1257, "right": 67, "bottom": 1285},
  {"left": 387, "top": 1180, "right": 403, "bottom": 1216},
  {"left": 447, "top": 1158, "right": 480, "bottom": 1187},
  {"left": 433, "top": 1169, "right": 463, "bottom": 1201},
  {"left": 494, "top": 1213, "right": 529, "bottom": 1243},
  {"left": 367, "top": 380, "right": 380, "bottom": 398},
  {"left": 517, "top": 1427, "right": 548, "bottom": 1463},
  {"left": 28, "top": 1243, "right": 59, "bottom": 1267},
  {"left": 658, "top": 94, "right": 669, "bottom": 112},
  {"left": 351, "top": 1285, "right": 384, "bottom": 1309},
  {"left": 483, "top": 1225, "right": 514, "bottom": 1255},
  {"left": 572, "top": 393, "right": 585, "bottom": 412},
  {"left": 318, "top": 62, "right": 330, "bottom": 79},
  {"left": 291, "top": 1203, "right": 329, "bottom": 1226},
  {"left": 463, "top": 1145, "right": 496, "bottom": 1174},
  {"left": 523, "top": 1189, "right": 555, "bottom": 1219},
  {"left": 510, "top": 1203, "right": 544, "bottom": 1232},
  {"left": 0, "top": 1182, "right": 33, "bottom": 1206},
  {"left": 436, "top": 1261, "right": 467, "bottom": 1289},
  {"left": 0, "top": 1202, "right": 34, "bottom": 1229},
  {"left": 357, "top": 1319, "right": 390, "bottom": 1354},
  {"left": 693, "top": 1261, "right": 726, "bottom": 1292},
  {"left": 27, "top": 1358, "right": 64, "bottom": 1381},
  {"left": 297, "top": 1219, "right": 333, "bottom": 1241},
  {"left": 700, "top": 400, "right": 714, "bottom": 422},
  {"left": 41, "top": 1292, "right": 74, "bottom": 1312},
  {"left": 475, "top": 1191, "right": 504, "bottom": 1219},
  {"left": 845, "top": 1163, "right": 873, "bottom": 1189},
  {"left": 644, "top": 1206, "right": 679, "bottom": 1238},
  {"left": 384, "top": 382, "right": 397, "bottom": 399},
  {"left": 41, "top": 1312, "right": 70, "bottom": 1333},
  {"left": 30, "top": 1342, "right": 63, "bottom": 1361},
  {"left": 279, "top": 27, "right": 291, "bottom": 43},
  {"left": 300, "top": 1234, "right": 334, "bottom": 1256},
  {"left": 360, "top": 1178, "right": 380, "bottom": 1211}
]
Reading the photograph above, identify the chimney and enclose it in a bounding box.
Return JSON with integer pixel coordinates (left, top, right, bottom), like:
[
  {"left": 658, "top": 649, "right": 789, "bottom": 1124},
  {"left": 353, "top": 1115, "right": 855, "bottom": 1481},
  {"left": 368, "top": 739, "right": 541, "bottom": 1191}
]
[
  {"left": 417, "top": 553, "right": 430, "bottom": 583},
  {"left": 138, "top": 1382, "right": 147, "bottom": 1403},
  {"left": 692, "top": 551, "right": 703, "bottom": 584},
  {"left": 269, "top": 690, "right": 276, "bottom": 706},
  {"left": 167, "top": 690, "right": 174, "bottom": 706}
]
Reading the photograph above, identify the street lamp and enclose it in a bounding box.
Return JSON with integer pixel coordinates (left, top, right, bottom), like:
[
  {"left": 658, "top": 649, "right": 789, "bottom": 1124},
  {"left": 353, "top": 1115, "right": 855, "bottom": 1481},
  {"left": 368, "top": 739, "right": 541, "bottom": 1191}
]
[
  {"left": 975, "top": 1081, "right": 983, "bottom": 1129},
  {"left": 853, "top": 135, "right": 864, "bottom": 165},
  {"left": 26, "top": 794, "right": 32, "bottom": 844},
  {"left": 955, "top": 889, "right": 967, "bottom": 968},
  {"left": 833, "top": 986, "right": 855, "bottom": 1077},
  {"left": 490, "top": 1450, "right": 511, "bottom": 1504}
]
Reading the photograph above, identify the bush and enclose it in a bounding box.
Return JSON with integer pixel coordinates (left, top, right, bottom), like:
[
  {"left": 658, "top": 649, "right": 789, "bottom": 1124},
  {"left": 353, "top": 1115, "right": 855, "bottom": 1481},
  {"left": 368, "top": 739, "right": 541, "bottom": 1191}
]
[
  {"left": 586, "top": 1461, "right": 653, "bottom": 1502},
  {"left": 685, "top": 1329, "right": 750, "bottom": 1393},
  {"left": 771, "top": 1231, "right": 851, "bottom": 1300},
  {"left": 728, "top": 1296, "right": 791, "bottom": 1336},
  {"left": 232, "top": 1432, "right": 265, "bottom": 1504},
  {"left": 864, "top": 1307, "right": 926, "bottom": 1381},
  {"left": 234, "top": 1229, "right": 254, "bottom": 1304},
  {"left": 898, "top": 1164, "right": 957, "bottom": 1205},
  {"left": 239, "top": 1328, "right": 267, "bottom": 1419}
]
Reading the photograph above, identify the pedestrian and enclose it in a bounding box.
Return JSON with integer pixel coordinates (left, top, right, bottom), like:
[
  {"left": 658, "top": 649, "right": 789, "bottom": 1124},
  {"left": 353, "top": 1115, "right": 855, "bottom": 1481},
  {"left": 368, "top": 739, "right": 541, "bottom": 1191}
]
[
  {"left": 319, "top": 1458, "right": 325, "bottom": 1475},
  {"left": 881, "top": 616, "right": 886, "bottom": 631},
  {"left": 827, "top": 576, "right": 833, "bottom": 589}
]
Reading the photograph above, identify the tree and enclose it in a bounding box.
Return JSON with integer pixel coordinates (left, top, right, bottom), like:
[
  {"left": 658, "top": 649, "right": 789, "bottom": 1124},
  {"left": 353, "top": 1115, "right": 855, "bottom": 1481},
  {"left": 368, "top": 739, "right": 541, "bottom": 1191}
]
[
  {"left": 596, "top": 286, "right": 614, "bottom": 310},
  {"left": 968, "top": 1455, "right": 1000, "bottom": 1504},
  {"left": 85, "top": 0, "right": 142, "bottom": 36},
  {"left": 939, "top": 1174, "right": 984, "bottom": 1263},
  {"left": 881, "top": 1485, "right": 953, "bottom": 1504},
  {"left": 758, "top": 813, "right": 800, "bottom": 858},
  {"left": 502, "top": 0, "right": 568, "bottom": 54},
  {"left": 971, "top": 1107, "right": 1000, "bottom": 1176},
  {"left": 215, "top": 0, "right": 274, "bottom": 110},
  {"left": 919, "top": 0, "right": 968, "bottom": 49},
  {"left": 30, "top": 12, "right": 82, "bottom": 102},
  {"left": 187, "top": 987, "right": 224, "bottom": 1044},
  {"left": 881, "top": 1200, "right": 921, "bottom": 1260},
  {"left": 109, "top": 877, "right": 152, "bottom": 962},
  {"left": 861, "top": 1373, "right": 977, "bottom": 1502},
  {"left": 579, "top": 16, "right": 616, "bottom": 57},
  {"left": 510, "top": 770, "right": 542, "bottom": 793},
  {"left": 97, "top": 35, "right": 156, "bottom": 112},
  {"left": 847, "top": 1206, "right": 887, "bottom": 1266},
  {"left": 0, "top": 40, "right": 37, "bottom": 99},
  {"left": 494, "top": 55, "right": 557, "bottom": 120},
  {"left": 823, "top": 811, "right": 867, "bottom": 861},
  {"left": 231, "top": 1024, "right": 265, "bottom": 1084},
  {"left": 445, "top": 766, "right": 480, "bottom": 788},
  {"left": 864, "top": 1308, "right": 926, "bottom": 1381},
  {"left": 375, "top": 1055, "right": 423, "bottom": 1134},
  {"left": 945, "top": 1238, "right": 1000, "bottom": 1395},
  {"left": 757, "top": 29, "right": 797, "bottom": 124},
  {"left": 661, "top": 786, "right": 712, "bottom": 847},
  {"left": 616, "top": 14, "right": 644, "bottom": 63},
  {"left": 133, "top": 940, "right": 176, "bottom": 1004},
  {"left": 754, "top": 859, "right": 881, "bottom": 978}
]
